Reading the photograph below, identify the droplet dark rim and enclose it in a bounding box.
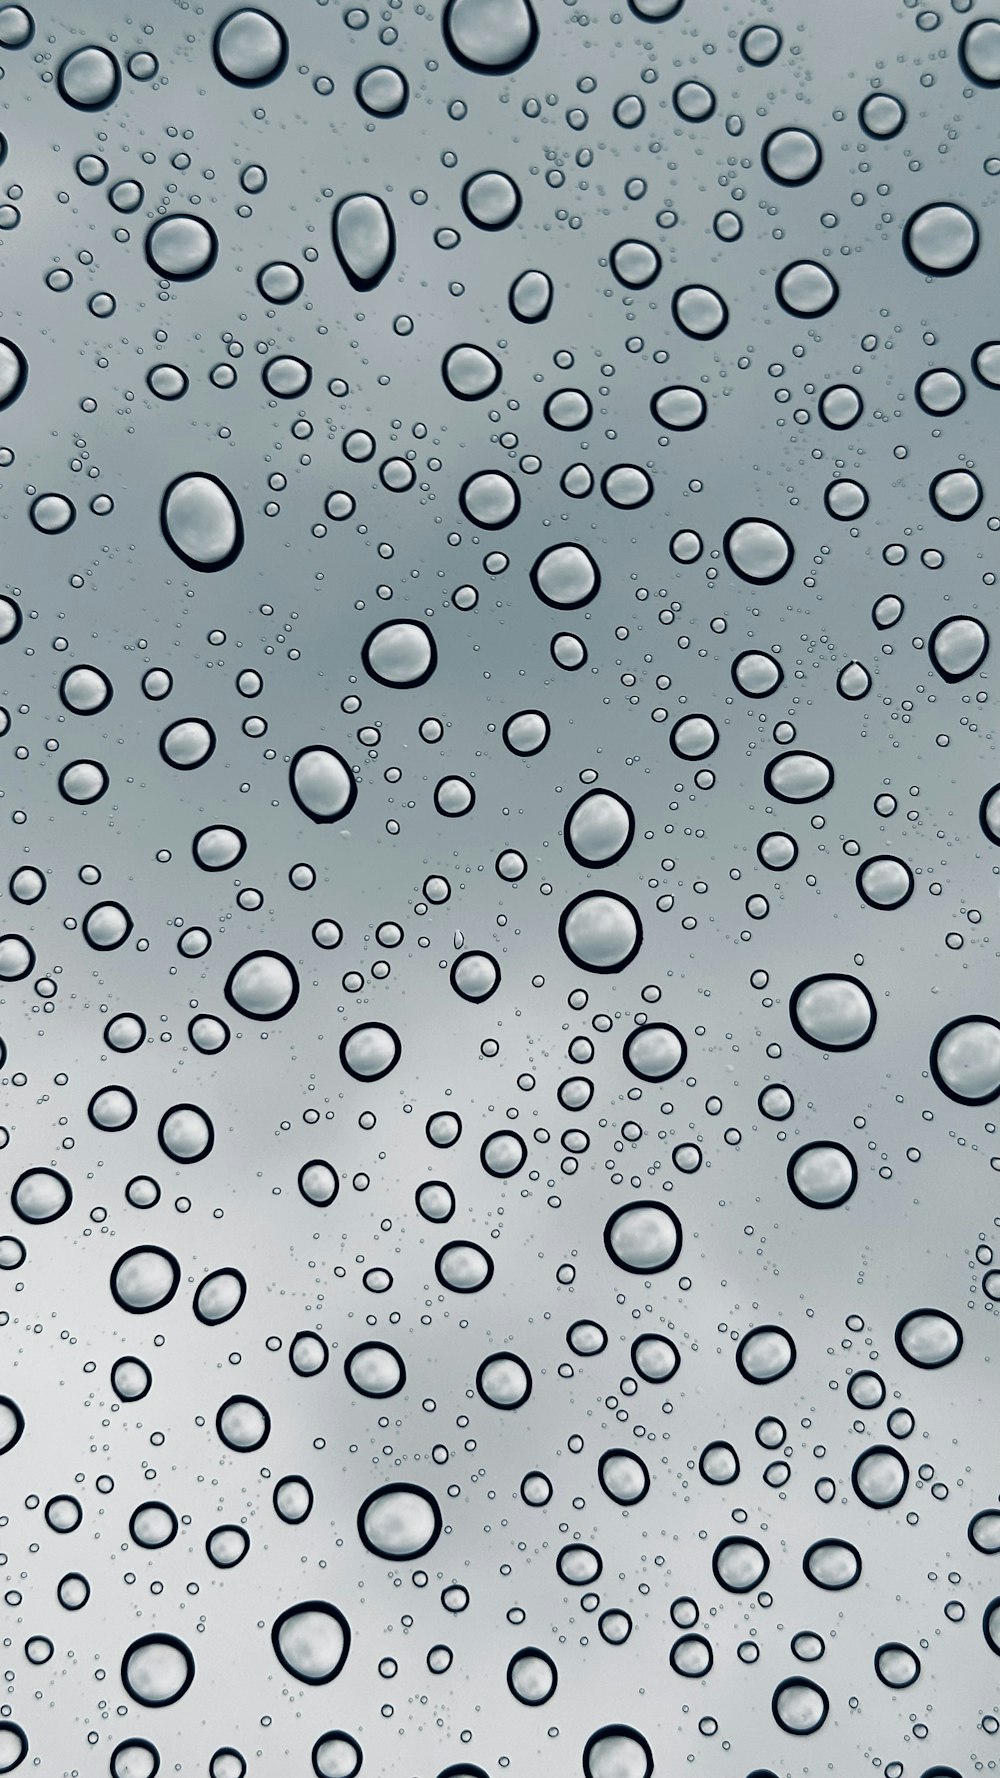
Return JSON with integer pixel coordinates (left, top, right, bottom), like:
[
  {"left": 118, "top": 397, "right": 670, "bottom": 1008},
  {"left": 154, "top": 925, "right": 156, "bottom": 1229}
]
[
  {"left": 581, "top": 1725, "right": 652, "bottom": 1778},
  {"left": 361, "top": 619, "right": 438, "bottom": 689},
  {"left": 357, "top": 1483, "right": 443, "bottom": 1559},
  {"left": 344, "top": 1340, "right": 406, "bottom": 1398},
  {"left": 128, "top": 1500, "right": 179, "bottom": 1548},
  {"left": 789, "top": 973, "right": 876, "bottom": 1050},
  {"left": 874, "top": 1641, "right": 921, "bottom": 1686},
  {"left": 669, "top": 1631, "right": 714, "bottom": 1676},
  {"left": 603, "top": 1200, "right": 682, "bottom": 1273},
  {"left": 57, "top": 45, "right": 121, "bottom": 110},
  {"left": 157, "top": 1103, "right": 215, "bottom": 1163},
  {"left": 851, "top": 1444, "right": 909, "bottom": 1509},
  {"left": 145, "top": 214, "right": 220, "bottom": 281},
  {"left": 339, "top": 1021, "right": 402, "bottom": 1081},
  {"left": 506, "top": 1645, "right": 558, "bottom": 1705},
  {"left": 599, "top": 1446, "right": 651, "bottom": 1503},
  {"left": 111, "top": 1244, "right": 181, "bottom": 1313},
  {"left": 770, "top": 1676, "right": 829, "bottom": 1734},
  {"left": 559, "top": 890, "right": 643, "bottom": 974},
  {"left": 902, "top": 203, "right": 980, "bottom": 277},
  {"left": 855, "top": 854, "right": 915, "bottom": 909},
  {"left": 775, "top": 260, "right": 840, "bottom": 316},
  {"left": 441, "top": 0, "right": 539, "bottom": 75},
  {"left": 630, "top": 1333, "right": 680, "bottom": 1382},
  {"left": 476, "top": 1351, "right": 533, "bottom": 1409},
  {"left": 212, "top": 9, "right": 289, "bottom": 87},
  {"left": 450, "top": 950, "right": 501, "bottom": 1001},
  {"left": 712, "top": 1534, "right": 770, "bottom": 1592},
  {"left": 224, "top": 948, "right": 300, "bottom": 1021},
  {"left": 159, "top": 473, "right": 244, "bottom": 572},
  {"left": 894, "top": 1305, "right": 965, "bottom": 1364},
  {"left": 120, "top": 1632, "right": 195, "bottom": 1707},
  {"left": 193, "top": 1266, "right": 247, "bottom": 1326},
  {"left": 723, "top": 517, "right": 795, "bottom": 585},
  {"left": 332, "top": 193, "right": 397, "bottom": 292},
  {"left": 735, "top": 1324, "right": 797, "bottom": 1382}
]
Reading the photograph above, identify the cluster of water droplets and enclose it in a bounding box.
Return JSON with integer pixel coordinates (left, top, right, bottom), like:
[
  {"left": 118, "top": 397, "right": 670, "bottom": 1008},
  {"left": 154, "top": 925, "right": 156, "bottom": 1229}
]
[{"left": 0, "top": 0, "right": 999, "bottom": 1773}]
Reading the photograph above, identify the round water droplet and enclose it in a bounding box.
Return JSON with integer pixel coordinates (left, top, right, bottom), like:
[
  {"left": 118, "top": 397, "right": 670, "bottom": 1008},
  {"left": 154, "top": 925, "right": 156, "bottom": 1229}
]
[
  {"left": 289, "top": 746, "right": 357, "bottom": 823},
  {"left": 622, "top": 1023, "right": 686, "bottom": 1081},
  {"left": 358, "top": 1483, "right": 442, "bottom": 1557},
  {"left": 356, "top": 63, "right": 409, "bottom": 116},
  {"left": 670, "top": 1633, "right": 712, "bottom": 1676},
  {"left": 762, "top": 127, "right": 822, "bottom": 184},
  {"left": 145, "top": 215, "right": 219, "bottom": 281},
  {"left": 604, "top": 1201, "right": 681, "bottom": 1273},
  {"left": 443, "top": 343, "right": 502, "bottom": 400},
  {"left": 736, "top": 1325, "right": 796, "bottom": 1383},
  {"left": 194, "top": 1268, "right": 246, "bottom": 1325},
  {"left": 476, "top": 1351, "right": 532, "bottom": 1407},
  {"left": 460, "top": 470, "right": 520, "bottom": 528},
  {"left": 775, "top": 260, "right": 839, "bottom": 316},
  {"left": 559, "top": 891, "right": 642, "bottom": 972},
  {"left": 0, "top": 1725, "right": 28, "bottom": 1772},
  {"left": 713, "top": 1535, "right": 769, "bottom": 1591},
  {"left": 860, "top": 91, "right": 906, "bottom": 137},
  {"left": 120, "top": 1635, "right": 194, "bottom": 1708},
  {"left": 565, "top": 789, "right": 634, "bottom": 867},
  {"left": 929, "top": 470, "right": 983, "bottom": 521},
  {"left": 0, "top": 338, "right": 26, "bottom": 410},
  {"left": 790, "top": 974, "right": 876, "bottom": 1050},
  {"left": 362, "top": 619, "right": 437, "bottom": 687},
  {"left": 312, "top": 1733, "right": 363, "bottom": 1778},
  {"left": 531, "top": 542, "right": 600, "bottom": 608},
  {"left": 12, "top": 1167, "right": 72, "bottom": 1224},
  {"left": 271, "top": 1602, "right": 351, "bottom": 1682},
  {"left": 874, "top": 1643, "right": 920, "bottom": 1688},
  {"left": 509, "top": 268, "right": 552, "bottom": 322},
  {"left": 651, "top": 385, "right": 705, "bottom": 429},
  {"left": 852, "top": 1445, "right": 909, "bottom": 1509},
  {"left": 111, "top": 1245, "right": 180, "bottom": 1313},
  {"left": 507, "top": 1646, "right": 557, "bottom": 1704},
  {"left": 672, "top": 283, "right": 728, "bottom": 338},
  {"left": 442, "top": 0, "right": 538, "bottom": 72},
  {"left": 904, "top": 203, "right": 979, "bottom": 275},
  {"left": 930, "top": 1015, "right": 1000, "bottom": 1103},
  {"left": 340, "top": 1022, "right": 401, "bottom": 1081},
  {"left": 582, "top": 1726, "right": 653, "bottom": 1778},
  {"left": 160, "top": 474, "right": 243, "bottom": 571},
  {"left": 771, "top": 1677, "right": 828, "bottom": 1735},
  {"left": 158, "top": 1103, "right": 214, "bottom": 1163},
  {"left": 961, "top": 17, "right": 1000, "bottom": 84},
  {"left": 462, "top": 169, "right": 521, "bottom": 230},
  {"left": 724, "top": 517, "right": 794, "bottom": 584},
  {"left": 451, "top": 951, "right": 501, "bottom": 1001},
  {"left": 764, "top": 752, "right": 833, "bottom": 803},
  {"left": 787, "top": 1141, "right": 857, "bottom": 1209},
  {"left": 598, "top": 1447, "right": 650, "bottom": 1504},
  {"left": 58, "top": 44, "right": 120, "bottom": 109},
  {"left": 856, "top": 855, "right": 914, "bottom": 909},
  {"left": 610, "top": 239, "right": 661, "bottom": 290},
  {"left": 212, "top": 9, "right": 288, "bottom": 85},
  {"left": 894, "top": 1307, "right": 963, "bottom": 1368}
]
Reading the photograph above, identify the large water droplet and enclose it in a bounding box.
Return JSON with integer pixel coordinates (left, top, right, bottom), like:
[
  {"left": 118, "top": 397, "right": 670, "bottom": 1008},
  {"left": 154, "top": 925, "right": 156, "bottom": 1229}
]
[
  {"left": 442, "top": 0, "right": 539, "bottom": 73},
  {"left": 160, "top": 474, "right": 244, "bottom": 571},
  {"left": 332, "top": 194, "right": 396, "bottom": 292}
]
